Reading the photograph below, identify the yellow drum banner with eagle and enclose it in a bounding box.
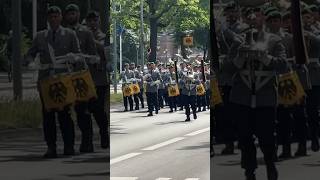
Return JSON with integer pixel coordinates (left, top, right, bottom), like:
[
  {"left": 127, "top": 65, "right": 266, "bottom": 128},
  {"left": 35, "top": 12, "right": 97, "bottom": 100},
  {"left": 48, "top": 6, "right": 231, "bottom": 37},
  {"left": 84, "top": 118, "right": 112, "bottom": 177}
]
[
  {"left": 131, "top": 83, "right": 140, "bottom": 94},
  {"left": 123, "top": 84, "right": 133, "bottom": 97},
  {"left": 71, "top": 70, "right": 97, "bottom": 102},
  {"left": 278, "top": 71, "right": 305, "bottom": 106},
  {"left": 196, "top": 84, "right": 206, "bottom": 96},
  {"left": 39, "top": 73, "right": 76, "bottom": 112},
  {"left": 211, "top": 78, "right": 223, "bottom": 107},
  {"left": 168, "top": 84, "right": 180, "bottom": 97}
]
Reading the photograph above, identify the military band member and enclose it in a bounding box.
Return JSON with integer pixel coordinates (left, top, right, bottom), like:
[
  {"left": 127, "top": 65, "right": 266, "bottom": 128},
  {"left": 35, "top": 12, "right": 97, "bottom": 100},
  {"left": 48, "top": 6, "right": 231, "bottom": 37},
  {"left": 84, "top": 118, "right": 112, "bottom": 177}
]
[
  {"left": 130, "top": 62, "right": 141, "bottom": 110},
  {"left": 85, "top": 10, "right": 109, "bottom": 149},
  {"left": 64, "top": 4, "right": 98, "bottom": 153},
  {"left": 26, "top": 6, "right": 80, "bottom": 158},
  {"left": 158, "top": 63, "right": 166, "bottom": 109},
  {"left": 145, "top": 62, "right": 161, "bottom": 116},
  {"left": 166, "top": 65, "right": 178, "bottom": 112},
  {"left": 180, "top": 74, "right": 199, "bottom": 121},
  {"left": 215, "top": 1, "right": 244, "bottom": 155},
  {"left": 303, "top": 7, "right": 320, "bottom": 153},
  {"left": 119, "top": 63, "right": 134, "bottom": 111},
  {"left": 136, "top": 65, "right": 145, "bottom": 108},
  {"left": 228, "top": 7, "right": 288, "bottom": 180},
  {"left": 177, "top": 62, "right": 187, "bottom": 110}
]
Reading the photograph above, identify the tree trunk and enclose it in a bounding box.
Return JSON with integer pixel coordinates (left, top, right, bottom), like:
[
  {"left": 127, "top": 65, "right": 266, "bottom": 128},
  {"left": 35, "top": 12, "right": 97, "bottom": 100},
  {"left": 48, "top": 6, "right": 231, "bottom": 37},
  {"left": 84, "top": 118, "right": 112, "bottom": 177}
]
[{"left": 149, "top": 17, "right": 158, "bottom": 62}]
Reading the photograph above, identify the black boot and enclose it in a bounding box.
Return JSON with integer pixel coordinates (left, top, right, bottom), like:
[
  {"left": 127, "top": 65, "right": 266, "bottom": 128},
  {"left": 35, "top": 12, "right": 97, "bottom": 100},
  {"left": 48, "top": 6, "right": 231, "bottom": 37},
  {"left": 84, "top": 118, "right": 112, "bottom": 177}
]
[
  {"left": 311, "top": 137, "right": 320, "bottom": 152},
  {"left": 245, "top": 169, "right": 256, "bottom": 180},
  {"left": 147, "top": 112, "right": 153, "bottom": 116},
  {"left": 193, "top": 113, "right": 197, "bottom": 120},
  {"left": 266, "top": 164, "right": 278, "bottom": 180},
  {"left": 43, "top": 147, "right": 57, "bottom": 158},
  {"left": 64, "top": 146, "right": 75, "bottom": 156},
  {"left": 294, "top": 142, "right": 307, "bottom": 157},
  {"left": 221, "top": 143, "right": 234, "bottom": 155},
  {"left": 185, "top": 116, "right": 191, "bottom": 122},
  {"left": 278, "top": 144, "right": 292, "bottom": 159},
  {"left": 80, "top": 143, "right": 94, "bottom": 153}
]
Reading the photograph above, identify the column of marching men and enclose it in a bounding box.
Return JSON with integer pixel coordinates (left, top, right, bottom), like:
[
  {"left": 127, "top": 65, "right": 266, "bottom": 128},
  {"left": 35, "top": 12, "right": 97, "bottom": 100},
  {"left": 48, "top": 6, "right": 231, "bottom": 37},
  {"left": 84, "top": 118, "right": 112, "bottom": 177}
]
[
  {"left": 119, "top": 60, "right": 211, "bottom": 122},
  {"left": 25, "top": 4, "right": 110, "bottom": 158},
  {"left": 211, "top": 1, "right": 320, "bottom": 180}
]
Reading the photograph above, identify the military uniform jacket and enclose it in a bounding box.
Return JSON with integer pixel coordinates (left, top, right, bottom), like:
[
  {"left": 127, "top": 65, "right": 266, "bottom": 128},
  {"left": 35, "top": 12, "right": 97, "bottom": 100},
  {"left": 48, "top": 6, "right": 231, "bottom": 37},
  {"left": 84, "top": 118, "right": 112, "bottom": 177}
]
[
  {"left": 120, "top": 70, "right": 134, "bottom": 87},
  {"left": 305, "top": 29, "right": 320, "bottom": 86},
  {"left": 280, "top": 32, "right": 311, "bottom": 90},
  {"left": 158, "top": 70, "right": 167, "bottom": 89},
  {"left": 217, "top": 21, "right": 247, "bottom": 86},
  {"left": 133, "top": 70, "right": 144, "bottom": 88},
  {"left": 68, "top": 24, "right": 97, "bottom": 74},
  {"left": 180, "top": 78, "right": 200, "bottom": 96},
  {"left": 27, "top": 26, "right": 81, "bottom": 81},
  {"left": 228, "top": 30, "right": 288, "bottom": 107},
  {"left": 90, "top": 29, "right": 108, "bottom": 86},
  {"left": 145, "top": 70, "right": 161, "bottom": 93}
]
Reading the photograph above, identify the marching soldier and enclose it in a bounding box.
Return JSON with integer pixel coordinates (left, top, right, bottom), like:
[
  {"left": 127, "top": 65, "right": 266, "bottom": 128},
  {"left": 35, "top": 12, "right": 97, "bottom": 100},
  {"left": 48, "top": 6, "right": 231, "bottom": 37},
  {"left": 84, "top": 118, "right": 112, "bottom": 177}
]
[
  {"left": 145, "top": 62, "right": 161, "bottom": 116},
  {"left": 85, "top": 10, "right": 109, "bottom": 149},
  {"left": 166, "top": 65, "right": 178, "bottom": 112},
  {"left": 26, "top": 6, "right": 80, "bottom": 158},
  {"left": 303, "top": 6, "right": 320, "bottom": 153},
  {"left": 177, "top": 61, "right": 187, "bottom": 110},
  {"left": 180, "top": 73, "right": 199, "bottom": 121},
  {"left": 130, "top": 62, "right": 141, "bottom": 110},
  {"left": 64, "top": 4, "right": 98, "bottom": 153},
  {"left": 157, "top": 63, "right": 166, "bottom": 109},
  {"left": 119, "top": 63, "right": 134, "bottom": 111},
  {"left": 215, "top": 1, "right": 244, "bottom": 155},
  {"left": 227, "top": 6, "right": 288, "bottom": 180},
  {"left": 136, "top": 65, "right": 145, "bottom": 108}
]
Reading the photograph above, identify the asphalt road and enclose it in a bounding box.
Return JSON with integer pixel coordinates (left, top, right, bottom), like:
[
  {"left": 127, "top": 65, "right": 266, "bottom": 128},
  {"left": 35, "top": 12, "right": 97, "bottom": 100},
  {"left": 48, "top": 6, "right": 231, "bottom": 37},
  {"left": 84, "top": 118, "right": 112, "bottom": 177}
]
[
  {"left": 0, "top": 126, "right": 108, "bottom": 180},
  {"left": 110, "top": 104, "right": 210, "bottom": 180},
  {"left": 212, "top": 143, "right": 320, "bottom": 180}
]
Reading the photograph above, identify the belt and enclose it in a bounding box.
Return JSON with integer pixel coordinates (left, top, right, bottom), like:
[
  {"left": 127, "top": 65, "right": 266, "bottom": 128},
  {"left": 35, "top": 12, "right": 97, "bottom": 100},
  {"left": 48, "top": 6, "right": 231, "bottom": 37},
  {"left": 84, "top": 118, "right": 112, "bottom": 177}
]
[
  {"left": 39, "top": 64, "right": 69, "bottom": 70},
  {"left": 240, "top": 70, "right": 275, "bottom": 77},
  {"left": 309, "top": 58, "right": 319, "bottom": 63}
]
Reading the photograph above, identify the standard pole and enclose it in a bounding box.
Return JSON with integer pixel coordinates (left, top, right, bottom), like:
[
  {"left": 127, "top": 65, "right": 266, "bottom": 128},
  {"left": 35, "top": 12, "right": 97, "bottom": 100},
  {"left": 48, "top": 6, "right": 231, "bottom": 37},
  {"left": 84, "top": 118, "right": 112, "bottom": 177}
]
[
  {"left": 12, "top": 0, "right": 23, "bottom": 100},
  {"left": 140, "top": 0, "right": 144, "bottom": 66},
  {"left": 119, "top": 32, "right": 122, "bottom": 72},
  {"left": 32, "top": 0, "right": 37, "bottom": 38},
  {"left": 112, "top": 2, "right": 118, "bottom": 94}
]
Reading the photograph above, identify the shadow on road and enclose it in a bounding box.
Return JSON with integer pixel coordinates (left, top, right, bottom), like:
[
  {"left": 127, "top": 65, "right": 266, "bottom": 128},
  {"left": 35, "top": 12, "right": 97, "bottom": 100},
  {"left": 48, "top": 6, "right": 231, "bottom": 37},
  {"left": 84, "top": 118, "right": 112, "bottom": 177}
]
[{"left": 177, "top": 142, "right": 210, "bottom": 151}]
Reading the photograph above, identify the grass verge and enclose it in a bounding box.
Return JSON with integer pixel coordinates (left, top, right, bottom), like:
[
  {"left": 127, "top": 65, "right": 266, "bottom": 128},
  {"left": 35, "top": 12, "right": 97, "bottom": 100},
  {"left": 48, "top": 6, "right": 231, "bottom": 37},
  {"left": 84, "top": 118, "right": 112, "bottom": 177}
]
[
  {"left": 110, "top": 93, "right": 122, "bottom": 104},
  {"left": 0, "top": 99, "right": 42, "bottom": 129}
]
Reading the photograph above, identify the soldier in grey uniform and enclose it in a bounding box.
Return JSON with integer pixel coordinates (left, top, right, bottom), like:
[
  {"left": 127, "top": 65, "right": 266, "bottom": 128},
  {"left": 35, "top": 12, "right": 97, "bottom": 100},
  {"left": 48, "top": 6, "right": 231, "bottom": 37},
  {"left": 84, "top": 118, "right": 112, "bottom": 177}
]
[
  {"left": 85, "top": 10, "right": 109, "bottom": 149},
  {"left": 303, "top": 7, "right": 320, "bottom": 153},
  {"left": 180, "top": 73, "right": 200, "bottom": 121},
  {"left": 165, "top": 65, "right": 178, "bottom": 112},
  {"left": 26, "top": 6, "right": 80, "bottom": 158},
  {"left": 227, "top": 7, "right": 288, "bottom": 180},
  {"left": 119, "top": 63, "right": 134, "bottom": 111},
  {"left": 145, "top": 62, "right": 161, "bottom": 116},
  {"left": 215, "top": 2, "right": 244, "bottom": 155},
  {"left": 136, "top": 65, "right": 145, "bottom": 108},
  {"left": 130, "top": 62, "right": 142, "bottom": 110},
  {"left": 64, "top": 4, "right": 98, "bottom": 153},
  {"left": 157, "top": 63, "right": 166, "bottom": 109},
  {"left": 177, "top": 61, "right": 187, "bottom": 110}
]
